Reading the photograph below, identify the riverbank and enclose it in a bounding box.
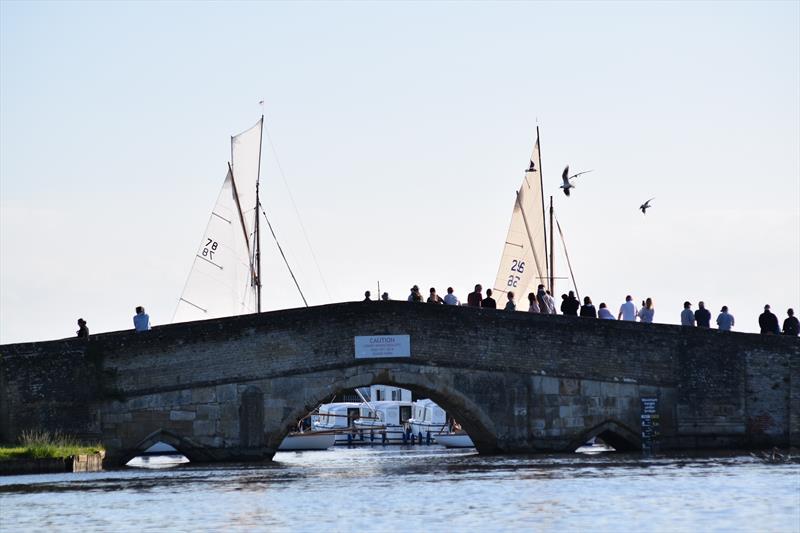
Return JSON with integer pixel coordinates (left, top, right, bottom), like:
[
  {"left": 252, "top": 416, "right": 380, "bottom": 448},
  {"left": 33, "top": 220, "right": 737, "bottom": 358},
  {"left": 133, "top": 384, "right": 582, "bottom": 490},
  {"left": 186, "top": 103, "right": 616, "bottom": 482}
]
[{"left": 0, "top": 431, "right": 105, "bottom": 475}]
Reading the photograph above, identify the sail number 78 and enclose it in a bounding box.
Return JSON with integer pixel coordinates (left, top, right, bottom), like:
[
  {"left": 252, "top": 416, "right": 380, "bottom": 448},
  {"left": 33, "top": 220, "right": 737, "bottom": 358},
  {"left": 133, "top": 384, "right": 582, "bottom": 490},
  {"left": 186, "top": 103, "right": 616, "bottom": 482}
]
[
  {"left": 202, "top": 238, "right": 219, "bottom": 260},
  {"left": 507, "top": 260, "right": 525, "bottom": 287}
]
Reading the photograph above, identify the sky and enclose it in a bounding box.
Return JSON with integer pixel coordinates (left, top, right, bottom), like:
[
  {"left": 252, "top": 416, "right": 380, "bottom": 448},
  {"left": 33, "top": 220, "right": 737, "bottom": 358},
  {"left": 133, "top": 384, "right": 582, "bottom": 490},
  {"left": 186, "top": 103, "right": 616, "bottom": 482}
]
[{"left": 1, "top": 1, "right": 798, "bottom": 343}]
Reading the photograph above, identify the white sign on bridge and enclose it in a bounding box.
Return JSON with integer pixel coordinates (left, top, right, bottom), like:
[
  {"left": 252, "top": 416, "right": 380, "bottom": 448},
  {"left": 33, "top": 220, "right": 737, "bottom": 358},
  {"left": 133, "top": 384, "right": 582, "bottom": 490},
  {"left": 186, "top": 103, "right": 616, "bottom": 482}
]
[{"left": 354, "top": 335, "right": 411, "bottom": 359}]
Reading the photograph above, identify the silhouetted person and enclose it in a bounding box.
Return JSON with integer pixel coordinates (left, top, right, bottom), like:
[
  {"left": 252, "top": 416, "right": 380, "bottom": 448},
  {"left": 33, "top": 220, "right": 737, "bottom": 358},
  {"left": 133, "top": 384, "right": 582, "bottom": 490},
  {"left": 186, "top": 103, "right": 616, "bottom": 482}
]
[
  {"left": 695, "top": 301, "right": 711, "bottom": 328},
  {"left": 561, "top": 291, "right": 579, "bottom": 316},
  {"left": 716, "top": 306, "right": 735, "bottom": 331},
  {"left": 481, "top": 289, "right": 497, "bottom": 309},
  {"left": 504, "top": 291, "right": 516, "bottom": 311},
  {"left": 77, "top": 318, "right": 89, "bottom": 338},
  {"left": 408, "top": 285, "right": 423, "bottom": 302},
  {"left": 527, "top": 292, "right": 540, "bottom": 313},
  {"left": 363, "top": 290, "right": 372, "bottom": 302},
  {"left": 759, "top": 304, "right": 779, "bottom": 335},
  {"left": 467, "top": 284, "right": 483, "bottom": 307},
  {"left": 381, "top": 292, "right": 390, "bottom": 301},
  {"left": 580, "top": 296, "right": 597, "bottom": 318},
  {"left": 681, "top": 301, "right": 695, "bottom": 326},
  {"left": 783, "top": 309, "right": 799, "bottom": 336},
  {"left": 427, "top": 287, "right": 444, "bottom": 304},
  {"left": 133, "top": 306, "right": 150, "bottom": 332}
]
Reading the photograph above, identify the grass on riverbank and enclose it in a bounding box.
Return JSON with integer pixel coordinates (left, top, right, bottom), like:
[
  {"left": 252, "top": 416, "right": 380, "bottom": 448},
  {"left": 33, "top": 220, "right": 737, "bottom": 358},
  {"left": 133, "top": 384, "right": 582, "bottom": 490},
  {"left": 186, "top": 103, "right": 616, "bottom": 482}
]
[{"left": 0, "top": 430, "right": 103, "bottom": 461}]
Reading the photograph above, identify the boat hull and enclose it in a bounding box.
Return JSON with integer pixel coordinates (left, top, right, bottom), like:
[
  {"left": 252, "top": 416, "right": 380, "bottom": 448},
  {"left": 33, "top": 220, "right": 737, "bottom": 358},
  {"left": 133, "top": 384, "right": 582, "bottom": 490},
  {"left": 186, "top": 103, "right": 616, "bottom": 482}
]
[
  {"left": 278, "top": 432, "right": 336, "bottom": 451},
  {"left": 434, "top": 433, "right": 475, "bottom": 448}
]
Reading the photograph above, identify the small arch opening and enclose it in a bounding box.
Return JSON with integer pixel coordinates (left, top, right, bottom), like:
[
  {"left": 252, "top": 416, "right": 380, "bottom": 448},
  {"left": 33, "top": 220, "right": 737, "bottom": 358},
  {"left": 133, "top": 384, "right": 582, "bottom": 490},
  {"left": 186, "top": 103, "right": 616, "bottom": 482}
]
[
  {"left": 572, "top": 420, "right": 641, "bottom": 454},
  {"left": 122, "top": 429, "right": 207, "bottom": 468},
  {"left": 126, "top": 441, "right": 189, "bottom": 468}
]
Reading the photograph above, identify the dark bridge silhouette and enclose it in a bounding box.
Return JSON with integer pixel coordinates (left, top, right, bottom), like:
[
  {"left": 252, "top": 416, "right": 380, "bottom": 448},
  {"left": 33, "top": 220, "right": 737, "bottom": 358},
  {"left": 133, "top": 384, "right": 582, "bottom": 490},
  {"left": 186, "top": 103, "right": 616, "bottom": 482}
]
[{"left": 1, "top": 301, "right": 798, "bottom": 465}]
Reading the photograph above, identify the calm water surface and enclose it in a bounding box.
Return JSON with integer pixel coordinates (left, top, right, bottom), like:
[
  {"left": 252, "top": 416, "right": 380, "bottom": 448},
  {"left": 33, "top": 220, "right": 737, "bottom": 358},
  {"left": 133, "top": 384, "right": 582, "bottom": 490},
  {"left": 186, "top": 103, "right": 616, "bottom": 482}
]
[{"left": 1, "top": 448, "right": 798, "bottom": 532}]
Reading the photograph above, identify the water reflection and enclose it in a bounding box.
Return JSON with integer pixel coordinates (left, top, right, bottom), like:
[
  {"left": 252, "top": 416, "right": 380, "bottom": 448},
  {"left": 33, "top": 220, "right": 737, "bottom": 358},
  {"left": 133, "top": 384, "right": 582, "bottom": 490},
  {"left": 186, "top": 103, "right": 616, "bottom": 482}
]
[{"left": 1, "top": 447, "right": 798, "bottom": 532}]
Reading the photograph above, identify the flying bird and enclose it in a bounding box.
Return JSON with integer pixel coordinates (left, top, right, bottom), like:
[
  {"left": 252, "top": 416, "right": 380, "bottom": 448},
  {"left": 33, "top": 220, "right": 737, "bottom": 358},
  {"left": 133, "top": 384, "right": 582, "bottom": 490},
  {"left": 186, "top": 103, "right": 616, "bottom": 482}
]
[
  {"left": 640, "top": 197, "right": 655, "bottom": 214},
  {"left": 560, "top": 165, "right": 593, "bottom": 196}
]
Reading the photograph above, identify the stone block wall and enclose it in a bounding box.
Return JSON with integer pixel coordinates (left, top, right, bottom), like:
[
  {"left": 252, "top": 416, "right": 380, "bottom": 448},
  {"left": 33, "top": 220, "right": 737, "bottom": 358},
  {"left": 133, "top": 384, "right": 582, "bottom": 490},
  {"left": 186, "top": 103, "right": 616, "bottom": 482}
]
[{"left": 1, "top": 301, "right": 798, "bottom": 463}]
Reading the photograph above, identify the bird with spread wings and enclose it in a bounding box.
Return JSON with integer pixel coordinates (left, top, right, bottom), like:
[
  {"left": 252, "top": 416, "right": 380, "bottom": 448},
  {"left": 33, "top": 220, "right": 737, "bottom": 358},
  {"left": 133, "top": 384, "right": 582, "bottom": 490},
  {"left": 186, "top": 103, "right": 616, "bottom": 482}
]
[{"left": 560, "top": 165, "right": 593, "bottom": 196}]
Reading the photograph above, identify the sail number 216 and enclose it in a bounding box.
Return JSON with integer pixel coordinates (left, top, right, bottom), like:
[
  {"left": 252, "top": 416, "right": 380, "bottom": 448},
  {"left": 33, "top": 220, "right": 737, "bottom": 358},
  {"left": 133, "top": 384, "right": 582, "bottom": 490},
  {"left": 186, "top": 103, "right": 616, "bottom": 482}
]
[
  {"left": 507, "top": 260, "right": 525, "bottom": 287},
  {"left": 202, "top": 238, "right": 219, "bottom": 260}
]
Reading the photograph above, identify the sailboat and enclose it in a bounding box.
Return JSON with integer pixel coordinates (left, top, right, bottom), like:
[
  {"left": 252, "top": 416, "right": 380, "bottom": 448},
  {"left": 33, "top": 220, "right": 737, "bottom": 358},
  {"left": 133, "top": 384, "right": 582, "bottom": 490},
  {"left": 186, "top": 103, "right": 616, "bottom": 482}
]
[
  {"left": 493, "top": 128, "right": 579, "bottom": 304},
  {"left": 173, "top": 118, "right": 265, "bottom": 323}
]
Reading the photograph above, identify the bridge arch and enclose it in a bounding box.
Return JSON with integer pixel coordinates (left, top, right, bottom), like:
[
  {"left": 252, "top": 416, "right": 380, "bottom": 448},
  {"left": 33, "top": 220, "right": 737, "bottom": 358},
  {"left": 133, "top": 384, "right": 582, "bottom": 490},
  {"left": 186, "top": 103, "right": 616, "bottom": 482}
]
[
  {"left": 120, "top": 429, "right": 219, "bottom": 465},
  {"left": 568, "top": 419, "right": 641, "bottom": 452},
  {"left": 268, "top": 362, "right": 499, "bottom": 454}
]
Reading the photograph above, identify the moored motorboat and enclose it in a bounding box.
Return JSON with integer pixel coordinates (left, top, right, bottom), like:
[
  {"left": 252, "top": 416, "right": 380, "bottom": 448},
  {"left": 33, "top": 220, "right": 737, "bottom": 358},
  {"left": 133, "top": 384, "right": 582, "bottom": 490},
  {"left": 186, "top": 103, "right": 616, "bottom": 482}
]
[
  {"left": 434, "top": 432, "right": 475, "bottom": 448},
  {"left": 278, "top": 431, "right": 336, "bottom": 451}
]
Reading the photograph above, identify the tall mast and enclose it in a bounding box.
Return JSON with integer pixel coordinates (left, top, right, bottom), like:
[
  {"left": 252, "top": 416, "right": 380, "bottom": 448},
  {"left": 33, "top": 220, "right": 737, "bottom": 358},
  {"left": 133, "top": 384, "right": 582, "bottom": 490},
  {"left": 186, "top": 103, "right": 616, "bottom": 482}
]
[
  {"left": 255, "top": 115, "right": 264, "bottom": 312},
  {"left": 536, "top": 125, "right": 549, "bottom": 285},
  {"left": 549, "top": 195, "right": 555, "bottom": 294}
]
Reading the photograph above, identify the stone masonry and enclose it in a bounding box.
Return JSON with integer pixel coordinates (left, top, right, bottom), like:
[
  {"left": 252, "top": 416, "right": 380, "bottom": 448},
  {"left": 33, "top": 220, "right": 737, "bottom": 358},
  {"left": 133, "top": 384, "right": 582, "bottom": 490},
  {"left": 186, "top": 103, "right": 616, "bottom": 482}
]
[{"left": 1, "top": 301, "right": 798, "bottom": 465}]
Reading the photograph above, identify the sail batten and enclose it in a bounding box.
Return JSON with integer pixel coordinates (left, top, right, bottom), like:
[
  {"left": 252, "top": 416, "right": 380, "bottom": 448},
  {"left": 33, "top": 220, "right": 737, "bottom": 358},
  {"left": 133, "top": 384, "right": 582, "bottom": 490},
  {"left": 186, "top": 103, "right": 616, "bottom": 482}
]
[{"left": 492, "top": 134, "right": 549, "bottom": 303}]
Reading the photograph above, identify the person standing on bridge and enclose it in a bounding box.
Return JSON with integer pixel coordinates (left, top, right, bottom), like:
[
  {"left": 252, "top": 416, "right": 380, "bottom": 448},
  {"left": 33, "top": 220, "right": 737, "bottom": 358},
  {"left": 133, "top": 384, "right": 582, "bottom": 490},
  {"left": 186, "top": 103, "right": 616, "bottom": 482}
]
[
  {"left": 681, "top": 302, "right": 695, "bottom": 326},
  {"left": 783, "top": 309, "right": 799, "bottom": 336},
  {"left": 467, "top": 284, "right": 483, "bottom": 307},
  {"left": 133, "top": 306, "right": 150, "bottom": 332},
  {"left": 427, "top": 287, "right": 444, "bottom": 304},
  {"left": 537, "top": 285, "right": 556, "bottom": 314},
  {"left": 527, "top": 292, "right": 540, "bottom": 313},
  {"left": 598, "top": 302, "right": 615, "bottom": 320},
  {"left": 716, "top": 306, "right": 735, "bottom": 331},
  {"left": 443, "top": 287, "right": 460, "bottom": 306},
  {"left": 408, "top": 285, "right": 423, "bottom": 302},
  {"left": 76, "top": 318, "right": 89, "bottom": 338},
  {"left": 482, "top": 289, "right": 497, "bottom": 309},
  {"left": 695, "top": 301, "right": 711, "bottom": 328},
  {"left": 759, "top": 305, "right": 779, "bottom": 334},
  {"left": 580, "top": 296, "right": 597, "bottom": 318},
  {"left": 638, "top": 298, "right": 655, "bottom": 323},
  {"left": 363, "top": 291, "right": 372, "bottom": 301},
  {"left": 561, "top": 291, "right": 580, "bottom": 316},
  {"left": 618, "top": 295, "right": 637, "bottom": 321},
  {"left": 504, "top": 291, "right": 516, "bottom": 311}
]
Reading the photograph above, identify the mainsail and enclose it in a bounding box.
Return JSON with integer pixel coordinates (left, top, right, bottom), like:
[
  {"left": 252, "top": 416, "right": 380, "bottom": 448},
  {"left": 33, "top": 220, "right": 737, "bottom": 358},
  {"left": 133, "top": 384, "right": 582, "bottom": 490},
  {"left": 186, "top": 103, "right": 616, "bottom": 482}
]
[
  {"left": 492, "top": 130, "right": 549, "bottom": 301},
  {"left": 173, "top": 118, "right": 263, "bottom": 323}
]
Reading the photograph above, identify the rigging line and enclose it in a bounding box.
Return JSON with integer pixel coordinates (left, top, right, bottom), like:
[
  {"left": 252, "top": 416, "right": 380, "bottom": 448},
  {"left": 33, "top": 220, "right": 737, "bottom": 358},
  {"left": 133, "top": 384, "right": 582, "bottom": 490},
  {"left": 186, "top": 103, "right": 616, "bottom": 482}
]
[
  {"left": 554, "top": 214, "right": 580, "bottom": 302},
  {"left": 262, "top": 120, "right": 332, "bottom": 301},
  {"left": 259, "top": 202, "right": 309, "bottom": 307}
]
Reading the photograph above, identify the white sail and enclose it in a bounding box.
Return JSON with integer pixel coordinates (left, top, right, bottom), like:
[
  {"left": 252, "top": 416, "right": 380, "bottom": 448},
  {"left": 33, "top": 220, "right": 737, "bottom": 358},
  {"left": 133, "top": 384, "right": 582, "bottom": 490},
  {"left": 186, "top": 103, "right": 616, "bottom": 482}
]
[
  {"left": 173, "top": 118, "right": 264, "bottom": 323},
  {"left": 173, "top": 166, "right": 257, "bottom": 323},
  {"left": 493, "top": 134, "right": 549, "bottom": 302},
  {"left": 231, "top": 117, "right": 263, "bottom": 255}
]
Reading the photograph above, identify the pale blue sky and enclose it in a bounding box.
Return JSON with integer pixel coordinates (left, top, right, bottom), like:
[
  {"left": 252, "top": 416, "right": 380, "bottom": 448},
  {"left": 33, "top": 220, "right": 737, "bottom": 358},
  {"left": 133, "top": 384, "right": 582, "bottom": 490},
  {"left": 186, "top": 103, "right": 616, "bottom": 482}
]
[{"left": 1, "top": 1, "right": 798, "bottom": 343}]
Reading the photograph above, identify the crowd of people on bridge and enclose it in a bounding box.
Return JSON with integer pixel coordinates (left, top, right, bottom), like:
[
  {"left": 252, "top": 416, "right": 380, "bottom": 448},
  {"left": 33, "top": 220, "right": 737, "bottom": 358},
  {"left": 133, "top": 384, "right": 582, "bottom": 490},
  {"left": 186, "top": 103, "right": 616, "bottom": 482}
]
[
  {"left": 73, "top": 292, "right": 798, "bottom": 339},
  {"left": 363, "top": 284, "right": 799, "bottom": 337}
]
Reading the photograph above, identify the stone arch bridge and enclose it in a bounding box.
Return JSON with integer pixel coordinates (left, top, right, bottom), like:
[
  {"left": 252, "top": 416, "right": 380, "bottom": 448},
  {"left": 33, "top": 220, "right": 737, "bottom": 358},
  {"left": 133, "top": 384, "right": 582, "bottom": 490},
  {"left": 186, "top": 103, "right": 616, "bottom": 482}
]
[{"left": 1, "top": 302, "right": 798, "bottom": 465}]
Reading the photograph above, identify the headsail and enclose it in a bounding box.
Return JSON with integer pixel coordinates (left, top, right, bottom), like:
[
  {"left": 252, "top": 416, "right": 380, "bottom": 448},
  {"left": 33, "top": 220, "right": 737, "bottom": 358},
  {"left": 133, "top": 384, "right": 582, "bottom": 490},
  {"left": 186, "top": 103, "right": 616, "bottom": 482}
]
[
  {"left": 173, "top": 118, "right": 264, "bottom": 323},
  {"left": 493, "top": 132, "right": 549, "bottom": 300},
  {"left": 173, "top": 166, "right": 258, "bottom": 322}
]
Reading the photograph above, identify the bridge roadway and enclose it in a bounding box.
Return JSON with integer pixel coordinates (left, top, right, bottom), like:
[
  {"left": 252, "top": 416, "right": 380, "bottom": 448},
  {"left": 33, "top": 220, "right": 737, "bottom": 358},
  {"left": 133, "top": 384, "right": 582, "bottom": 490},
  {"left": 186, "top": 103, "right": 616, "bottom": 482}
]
[{"left": 1, "top": 301, "right": 798, "bottom": 465}]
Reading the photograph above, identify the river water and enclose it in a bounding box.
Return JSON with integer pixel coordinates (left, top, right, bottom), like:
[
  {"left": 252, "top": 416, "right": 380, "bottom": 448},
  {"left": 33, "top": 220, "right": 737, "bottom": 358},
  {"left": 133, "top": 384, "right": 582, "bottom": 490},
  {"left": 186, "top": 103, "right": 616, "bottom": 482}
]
[{"left": 1, "top": 447, "right": 798, "bottom": 532}]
